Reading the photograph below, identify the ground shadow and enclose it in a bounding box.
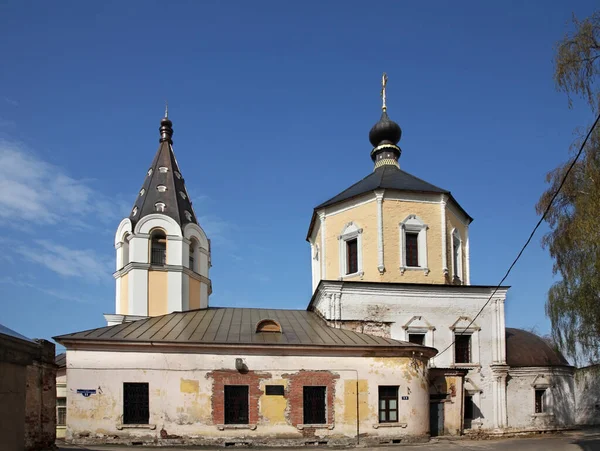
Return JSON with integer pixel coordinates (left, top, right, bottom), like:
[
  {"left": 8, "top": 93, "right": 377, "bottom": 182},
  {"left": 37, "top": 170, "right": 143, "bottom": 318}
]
[{"left": 572, "top": 438, "right": 600, "bottom": 451}]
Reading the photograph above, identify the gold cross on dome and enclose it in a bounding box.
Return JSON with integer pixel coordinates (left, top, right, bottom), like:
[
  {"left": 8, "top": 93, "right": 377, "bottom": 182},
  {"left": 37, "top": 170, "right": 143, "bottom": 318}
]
[{"left": 381, "top": 72, "right": 388, "bottom": 112}]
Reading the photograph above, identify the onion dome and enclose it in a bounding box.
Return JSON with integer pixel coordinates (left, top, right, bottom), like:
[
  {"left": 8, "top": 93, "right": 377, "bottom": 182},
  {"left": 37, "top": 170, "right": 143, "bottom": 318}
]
[
  {"left": 369, "top": 111, "right": 402, "bottom": 147},
  {"left": 370, "top": 73, "right": 402, "bottom": 169}
]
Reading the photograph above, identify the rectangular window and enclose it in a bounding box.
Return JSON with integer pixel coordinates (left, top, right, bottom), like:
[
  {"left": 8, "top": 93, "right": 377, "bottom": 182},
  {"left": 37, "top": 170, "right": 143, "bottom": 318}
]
[
  {"left": 405, "top": 232, "right": 419, "bottom": 267},
  {"left": 123, "top": 383, "right": 149, "bottom": 424},
  {"left": 303, "top": 386, "right": 326, "bottom": 424},
  {"left": 464, "top": 395, "right": 474, "bottom": 420},
  {"left": 535, "top": 389, "right": 546, "bottom": 413},
  {"left": 408, "top": 333, "right": 425, "bottom": 345},
  {"left": 453, "top": 240, "right": 461, "bottom": 278},
  {"left": 224, "top": 385, "right": 249, "bottom": 424},
  {"left": 455, "top": 334, "right": 471, "bottom": 363},
  {"left": 346, "top": 238, "right": 358, "bottom": 274},
  {"left": 265, "top": 385, "right": 285, "bottom": 396},
  {"left": 56, "top": 397, "right": 66, "bottom": 426},
  {"left": 378, "top": 386, "right": 399, "bottom": 423}
]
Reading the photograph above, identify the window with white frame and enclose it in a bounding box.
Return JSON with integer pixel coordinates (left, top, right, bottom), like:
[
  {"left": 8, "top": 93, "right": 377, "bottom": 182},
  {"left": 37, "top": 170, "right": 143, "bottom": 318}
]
[
  {"left": 338, "top": 222, "right": 363, "bottom": 277},
  {"left": 450, "top": 317, "right": 480, "bottom": 365},
  {"left": 451, "top": 228, "right": 463, "bottom": 280},
  {"left": 399, "top": 215, "right": 428, "bottom": 273}
]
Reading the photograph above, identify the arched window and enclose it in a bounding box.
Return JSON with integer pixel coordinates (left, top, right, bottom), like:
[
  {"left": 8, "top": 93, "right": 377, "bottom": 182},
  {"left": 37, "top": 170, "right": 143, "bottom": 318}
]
[
  {"left": 188, "top": 239, "right": 196, "bottom": 272},
  {"left": 150, "top": 230, "right": 167, "bottom": 266},
  {"left": 256, "top": 319, "right": 282, "bottom": 333}
]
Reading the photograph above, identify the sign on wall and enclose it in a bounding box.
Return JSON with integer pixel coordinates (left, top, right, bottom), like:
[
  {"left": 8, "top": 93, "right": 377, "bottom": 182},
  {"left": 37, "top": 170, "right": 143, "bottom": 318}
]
[{"left": 76, "top": 389, "right": 97, "bottom": 397}]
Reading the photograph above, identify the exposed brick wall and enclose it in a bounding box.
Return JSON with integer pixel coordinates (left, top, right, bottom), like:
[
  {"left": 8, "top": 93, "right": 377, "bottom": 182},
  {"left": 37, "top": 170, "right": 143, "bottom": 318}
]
[
  {"left": 283, "top": 370, "right": 339, "bottom": 427},
  {"left": 207, "top": 370, "right": 271, "bottom": 425}
]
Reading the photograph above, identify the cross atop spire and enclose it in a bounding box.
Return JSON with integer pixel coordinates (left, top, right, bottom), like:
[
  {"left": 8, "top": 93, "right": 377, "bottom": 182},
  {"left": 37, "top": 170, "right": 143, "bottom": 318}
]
[
  {"left": 164, "top": 101, "right": 169, "bottom": 118},
  {"left": 381, "top": 72, "right": 388, "bottom": 112}
]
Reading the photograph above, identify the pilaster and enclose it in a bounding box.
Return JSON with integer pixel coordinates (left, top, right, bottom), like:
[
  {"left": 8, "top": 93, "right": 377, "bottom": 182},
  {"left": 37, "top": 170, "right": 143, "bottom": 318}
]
[
  {"left": 319, "top": 211, "right": 326, "bottom": 280},
  {"left": 440, "top": 195, "right": 448, "bottom": 275},
  {"left": 490, "top": 364, "right": 509, "bottom": 429},
  {"left": 465, "top": 226, "right": 471, "bottom": 285},
  {"left": 128, "top": 267, "right": 148, "bottom": 316},
  {"left": 167, "top": 271, "right": 183, "bottom": 313},
  {"left": 375, "top": 190, "right": 385, "bottom": 274}
]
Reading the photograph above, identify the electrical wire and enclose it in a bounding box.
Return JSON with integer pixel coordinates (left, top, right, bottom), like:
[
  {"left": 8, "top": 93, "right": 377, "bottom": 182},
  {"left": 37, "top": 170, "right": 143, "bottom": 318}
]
[{"left": 435, "top": 110, "right": 600, "bottom": 359}]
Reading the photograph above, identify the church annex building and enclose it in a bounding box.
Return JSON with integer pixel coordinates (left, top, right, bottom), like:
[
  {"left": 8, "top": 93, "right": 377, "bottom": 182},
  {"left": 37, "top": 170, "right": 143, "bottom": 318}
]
[{"left": 54, "top": 79, "right": 576, "bottom": 446}]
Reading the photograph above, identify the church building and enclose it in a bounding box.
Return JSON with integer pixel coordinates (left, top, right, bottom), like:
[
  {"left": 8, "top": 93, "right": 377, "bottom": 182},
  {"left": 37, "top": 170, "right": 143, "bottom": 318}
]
[{"left": 54, "top": 76, "right": 576, "bottom": 446}]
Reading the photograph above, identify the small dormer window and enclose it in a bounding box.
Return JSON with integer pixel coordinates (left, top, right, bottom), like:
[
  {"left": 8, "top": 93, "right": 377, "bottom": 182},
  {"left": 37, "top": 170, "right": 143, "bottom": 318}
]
[
  {"left": 147, "top": 168, "right": 153, "bottom": 176},
  {"left": 256, "top": 319, "right": 282, "bottom": 333},
  {"left": 159, "top": 166, "right": 169, "bottom": 173},
  {"left": 157, "top": 185, "right": 167, "bottom": 192},
  {"left": 174, "top": 171, "right": 182, "bottom": 179},
  {"left": 184, "top": 211, "right": 192, "bottom": 221},
  {"left": 179, "top": 191, "right": 187, "bottom": 200},
  {"left": 155, "top": 202, "right": 166, "bottom": 212},
  {"left": 132, "top": 207, "right": 138, "bottom": 216},
  {"left": 139, "top": 188, "right": 145, "bottom": 196}
]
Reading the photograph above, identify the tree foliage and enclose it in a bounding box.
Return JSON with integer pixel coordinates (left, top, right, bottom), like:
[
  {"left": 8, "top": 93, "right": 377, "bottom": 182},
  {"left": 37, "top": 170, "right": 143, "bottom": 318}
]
[{"left": 536, "top": 11, "right": 600, "bottom": 365}]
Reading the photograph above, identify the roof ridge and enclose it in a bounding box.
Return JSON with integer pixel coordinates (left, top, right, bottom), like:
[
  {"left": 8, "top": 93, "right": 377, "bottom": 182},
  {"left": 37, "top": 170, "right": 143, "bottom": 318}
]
[
  {"left": 395, "top": 167, "right": 448, "bottom": 193},
  {"left": 315, "top": 170, "right": 381, "bottom": 208}
]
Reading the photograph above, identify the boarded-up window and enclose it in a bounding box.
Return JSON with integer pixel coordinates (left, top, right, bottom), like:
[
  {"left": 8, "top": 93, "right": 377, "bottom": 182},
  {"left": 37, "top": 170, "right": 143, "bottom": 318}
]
[
  {"left": 405, "top": 232, "right": 419, "bottom": 267},
  {"left": 123, "top": 383, "right": 149, "bottom": 424},
  {"left": 303, "top": 386, "right": 326, "bottom": 424},
  {"left": 379, "top": 386, "right": 398, "bottom": 423},
  {"left": 224, "top": 385, "right": 249, "bottom": 424}
]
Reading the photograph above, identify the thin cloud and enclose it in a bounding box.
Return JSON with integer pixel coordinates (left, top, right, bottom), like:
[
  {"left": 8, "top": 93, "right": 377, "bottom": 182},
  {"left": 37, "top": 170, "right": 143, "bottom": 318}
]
[
  {"left": 0, "top": 276, "right": 96, "bottom": 304},
  {"left": 197, "top": 214, "right": 237, "bottom": 249},
  {"left": 16, "top": 240, "right": 112, "bottom": 283},
  {"left": 0, "top": 141, "right": 126, "bottom": 228}
]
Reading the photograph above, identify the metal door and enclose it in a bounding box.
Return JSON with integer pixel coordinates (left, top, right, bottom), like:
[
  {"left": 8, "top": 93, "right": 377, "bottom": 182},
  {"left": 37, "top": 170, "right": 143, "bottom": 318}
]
[{"left": 429, "top": 401, "right": 444, "bottom": 436}]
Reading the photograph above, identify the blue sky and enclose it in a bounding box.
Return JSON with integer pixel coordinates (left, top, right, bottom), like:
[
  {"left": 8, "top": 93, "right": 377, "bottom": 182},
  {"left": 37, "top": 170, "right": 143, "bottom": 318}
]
[{"left": 0, "top": 1, "right": 597, "bottom": 350}]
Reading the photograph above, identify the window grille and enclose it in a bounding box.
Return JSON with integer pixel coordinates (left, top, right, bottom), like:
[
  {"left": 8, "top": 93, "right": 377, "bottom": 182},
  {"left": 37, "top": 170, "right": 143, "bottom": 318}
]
[
  {"left": 56, "top": 397, "right": 66, "bottom": 426},
  {"left": 455, "top": 334, "right": 471, "bottom": 363},
  {"left": 224, "top": 385, "right": 249, "bottom": 424},
  {"left": 303, "top": 386, "right": 326, "bottom": 424},
  {"left": 378, "top": 386, "right": 399, "bottom": 423},
  {"left": 123, "top": 383, "right": 149, "bottom": 424}
]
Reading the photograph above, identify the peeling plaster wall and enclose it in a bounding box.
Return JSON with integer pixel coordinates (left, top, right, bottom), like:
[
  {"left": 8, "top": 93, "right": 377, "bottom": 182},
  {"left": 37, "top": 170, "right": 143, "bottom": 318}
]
[
  {"left": 313, "top": 283, "right": 508, "bottom": 431},
  {"left": 506, "top": 367, "right": 575, "bottom": 430},
  {"left": 65, "top": 350, "right": 430, "bottom": 446}
]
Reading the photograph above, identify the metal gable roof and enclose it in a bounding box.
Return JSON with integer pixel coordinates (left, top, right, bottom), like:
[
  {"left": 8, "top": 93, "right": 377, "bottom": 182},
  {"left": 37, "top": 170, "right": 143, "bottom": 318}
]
[{"left": 54, "top": 307, "right": 427, "bottom": 350}]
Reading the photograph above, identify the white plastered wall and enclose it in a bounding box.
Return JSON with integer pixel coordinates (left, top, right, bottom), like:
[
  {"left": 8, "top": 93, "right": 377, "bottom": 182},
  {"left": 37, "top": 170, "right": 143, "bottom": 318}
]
[{"left": 312, "top": 283, "right": 508, "bottom": 430}]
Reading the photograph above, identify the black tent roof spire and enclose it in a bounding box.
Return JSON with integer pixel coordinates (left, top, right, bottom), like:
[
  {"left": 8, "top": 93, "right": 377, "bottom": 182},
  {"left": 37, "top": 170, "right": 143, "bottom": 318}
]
[
  {"left": 159, "top": 102, "right": 173, "bottom": 143},
  {"left": 369, "top": 73, "right": 402, "bottom": 170},
  {"left": 128, "top": 108, "right": 199, "bottom": 230}
]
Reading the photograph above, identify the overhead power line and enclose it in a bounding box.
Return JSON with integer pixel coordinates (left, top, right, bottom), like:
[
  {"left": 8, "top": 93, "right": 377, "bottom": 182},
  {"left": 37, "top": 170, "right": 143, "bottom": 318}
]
[{"left": 435, "top": 111, "right": 600, "bottom": 359}]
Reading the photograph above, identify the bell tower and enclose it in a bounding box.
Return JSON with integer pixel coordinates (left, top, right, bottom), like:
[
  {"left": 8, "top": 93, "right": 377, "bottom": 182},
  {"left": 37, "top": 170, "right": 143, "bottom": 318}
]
[{"left": 107, "top": 109, "right": 212, "bottom": 325}]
